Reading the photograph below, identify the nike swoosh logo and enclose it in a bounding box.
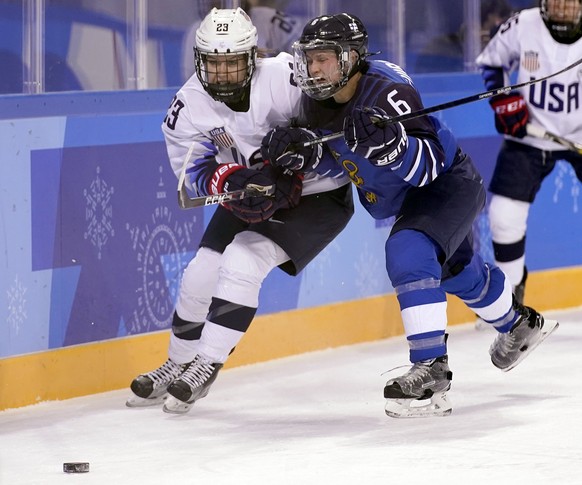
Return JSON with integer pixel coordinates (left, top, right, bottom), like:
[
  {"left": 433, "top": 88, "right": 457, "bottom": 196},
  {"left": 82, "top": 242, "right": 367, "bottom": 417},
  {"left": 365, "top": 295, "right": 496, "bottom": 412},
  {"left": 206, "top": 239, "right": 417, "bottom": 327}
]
[{"left": 268, "top": 218, "right": 285, "bottom": 224}]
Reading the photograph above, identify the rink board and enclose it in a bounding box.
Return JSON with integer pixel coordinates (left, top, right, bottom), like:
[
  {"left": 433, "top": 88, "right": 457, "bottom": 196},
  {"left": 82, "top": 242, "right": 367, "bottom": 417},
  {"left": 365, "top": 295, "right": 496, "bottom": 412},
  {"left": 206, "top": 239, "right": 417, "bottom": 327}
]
[
  {"left": 1, "top": 266, "right": 580, "bottom": 411},
  {"left": 1, "top": 80, "right": 581, "bottom": 411}
]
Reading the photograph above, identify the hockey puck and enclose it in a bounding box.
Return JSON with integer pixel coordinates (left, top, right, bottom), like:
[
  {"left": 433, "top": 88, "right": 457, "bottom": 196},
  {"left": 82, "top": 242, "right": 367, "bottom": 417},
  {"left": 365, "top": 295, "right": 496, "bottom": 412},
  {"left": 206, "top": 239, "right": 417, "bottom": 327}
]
[{"left": 63, "top": 462, "right": 90, "bottom": 473}]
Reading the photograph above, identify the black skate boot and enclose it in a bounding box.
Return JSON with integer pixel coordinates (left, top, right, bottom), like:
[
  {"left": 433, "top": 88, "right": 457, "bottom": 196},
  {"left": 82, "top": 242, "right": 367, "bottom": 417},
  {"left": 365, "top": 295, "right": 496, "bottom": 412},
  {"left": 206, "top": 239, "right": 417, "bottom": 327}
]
[
  {"left": 489, "top": 298, "right": 559, "bottom": 372},
  {"left": 383, "top": 355, "right": 453, "bottom": 418},
  {"left": 126, "top": 359, "right": 189, "bottom": 407},
  {"left": 163, "top": 354, "right": 223, "bottom": 414}
]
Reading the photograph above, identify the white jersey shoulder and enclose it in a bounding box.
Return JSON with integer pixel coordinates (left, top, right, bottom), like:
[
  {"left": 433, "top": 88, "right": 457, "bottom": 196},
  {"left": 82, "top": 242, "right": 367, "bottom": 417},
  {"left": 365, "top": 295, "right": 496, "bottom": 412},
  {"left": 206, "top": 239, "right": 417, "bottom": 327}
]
[
  {"left": 477, "top": 8, "right": 582, "bottom": 150},
  {"left": 163, "top": 52, "right": 347, "bottom": 196}
]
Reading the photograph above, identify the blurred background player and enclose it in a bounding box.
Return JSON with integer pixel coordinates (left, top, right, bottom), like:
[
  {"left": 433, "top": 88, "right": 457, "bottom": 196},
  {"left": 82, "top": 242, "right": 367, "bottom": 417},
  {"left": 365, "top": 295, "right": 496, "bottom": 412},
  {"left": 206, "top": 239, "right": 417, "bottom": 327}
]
[
  {"left": 126, "top": 7, "right": 352, "bottom": 414},
  {"left": 181, "top": 0, "right": 303, "bottom": 80},
  {"left": 476, "top": 0, "right": 582, "bottom": 304},
  {"left": 261, "top": 12, "right": 559, "bottom": 418},
  {"left": 415, "top": 0, "right": 514, "bottom": 73}
]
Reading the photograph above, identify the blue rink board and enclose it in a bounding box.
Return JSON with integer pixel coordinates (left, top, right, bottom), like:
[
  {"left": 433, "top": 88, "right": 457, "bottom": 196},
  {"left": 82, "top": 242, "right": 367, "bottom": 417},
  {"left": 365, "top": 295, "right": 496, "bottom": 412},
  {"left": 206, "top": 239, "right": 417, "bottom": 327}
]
[{"left": 0, "top": 75, "right": 580, "bottom": 358}]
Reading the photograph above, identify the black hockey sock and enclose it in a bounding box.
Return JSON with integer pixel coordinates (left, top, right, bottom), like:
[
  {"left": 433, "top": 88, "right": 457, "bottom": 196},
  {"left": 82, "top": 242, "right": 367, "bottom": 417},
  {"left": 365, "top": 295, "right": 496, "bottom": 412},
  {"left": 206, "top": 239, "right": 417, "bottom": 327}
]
[
  {"left": 492, "top": 236, "right": 526, "bottom": 262},
  {"left": 171, "top": 311, "right": 204, "bottom": 341},
  {"left": 207, "top": 297, "right": 257, "bottom": 333}
]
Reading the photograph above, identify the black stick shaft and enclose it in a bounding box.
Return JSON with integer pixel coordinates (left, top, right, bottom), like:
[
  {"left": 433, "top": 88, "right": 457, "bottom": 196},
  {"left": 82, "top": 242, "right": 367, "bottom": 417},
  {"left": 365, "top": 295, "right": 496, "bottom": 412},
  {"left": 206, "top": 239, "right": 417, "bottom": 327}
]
[{"left": 297, "top": 57, "right": 582, "bottom": 148}]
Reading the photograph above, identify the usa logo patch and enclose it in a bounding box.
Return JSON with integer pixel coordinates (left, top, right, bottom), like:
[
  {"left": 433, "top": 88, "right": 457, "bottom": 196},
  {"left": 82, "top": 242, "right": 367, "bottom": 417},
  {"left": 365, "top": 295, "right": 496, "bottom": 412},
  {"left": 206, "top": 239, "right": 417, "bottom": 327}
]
[
  {"left": 522, "top": 51, "right": 540, "bottom": 72},
  {"left": 209, "top": 127, "right": 235, "bottom": 149}
]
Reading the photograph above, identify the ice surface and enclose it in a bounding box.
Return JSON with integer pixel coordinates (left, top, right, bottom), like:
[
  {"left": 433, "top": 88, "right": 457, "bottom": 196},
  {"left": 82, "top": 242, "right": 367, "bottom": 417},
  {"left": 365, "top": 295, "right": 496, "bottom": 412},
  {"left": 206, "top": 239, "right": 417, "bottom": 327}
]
[{"left": 1, "top": 308, "right": 580, "bottom": 485}]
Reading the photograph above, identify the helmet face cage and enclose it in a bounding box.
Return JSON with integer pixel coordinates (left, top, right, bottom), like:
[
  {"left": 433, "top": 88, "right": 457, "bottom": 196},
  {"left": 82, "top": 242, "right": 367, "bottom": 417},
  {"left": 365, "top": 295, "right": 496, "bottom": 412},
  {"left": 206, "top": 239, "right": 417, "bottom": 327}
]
[
  {"left": 292, "top": 40, "right": 353, "bottom": 100},
  {"left": 195, "top": 50, "right": 256, "bottom": 103},
  {"left": 540, "top": 0, "right": 582, "bottom": 42},
  {"left": 293, "top": 13, "right": 369, "bottom": 100},
  {"left": 194, "top": 7, "right": 258, "bottom": 103}
]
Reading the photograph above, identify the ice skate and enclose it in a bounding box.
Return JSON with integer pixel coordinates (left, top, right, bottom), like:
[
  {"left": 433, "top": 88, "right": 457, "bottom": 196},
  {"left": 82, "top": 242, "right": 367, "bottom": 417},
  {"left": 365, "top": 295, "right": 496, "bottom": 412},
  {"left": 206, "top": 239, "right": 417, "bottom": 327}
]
[
  {"left": 163, "top": 354, "right": 223, "bottom": 414},
  {"left": 126, "top": 359, "right": 188, "bottom": 407},
  {"left": 489, "top": 300, "right": 559, "bottom": 372},
  {"left": 383, "top": 355, "right": 453, "bottom": 418}
]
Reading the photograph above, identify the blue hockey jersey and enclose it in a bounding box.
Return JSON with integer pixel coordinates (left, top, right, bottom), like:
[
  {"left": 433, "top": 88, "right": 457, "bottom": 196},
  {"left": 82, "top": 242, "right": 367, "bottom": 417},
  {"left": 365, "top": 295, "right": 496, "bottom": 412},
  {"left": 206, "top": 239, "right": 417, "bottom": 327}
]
[{"left": 299, "top": 59, "right": 461, "bottom": 219}]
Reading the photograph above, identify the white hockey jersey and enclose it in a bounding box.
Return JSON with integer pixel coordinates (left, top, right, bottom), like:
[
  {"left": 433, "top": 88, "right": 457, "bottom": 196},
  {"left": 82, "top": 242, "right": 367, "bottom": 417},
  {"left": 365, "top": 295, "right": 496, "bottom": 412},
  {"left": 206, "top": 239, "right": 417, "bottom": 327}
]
[
  {"left": 162, "top": 52, "right": 348, "bottom": 197},
  {"left": 476, "top": 8, "right": 582, "bottom": 151}
]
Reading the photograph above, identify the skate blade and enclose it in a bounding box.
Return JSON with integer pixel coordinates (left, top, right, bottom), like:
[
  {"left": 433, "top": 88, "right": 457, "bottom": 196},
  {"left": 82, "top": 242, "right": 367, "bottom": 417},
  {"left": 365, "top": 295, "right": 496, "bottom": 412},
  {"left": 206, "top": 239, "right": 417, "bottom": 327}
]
[
  {"left": 125, "top": 393, "right": 167, "bottom": 408},
  {"left": 385, "top": 391, "right": 452, "bottom": 418},
  {"left": 498, "top": 319, "right": 559, "bottom": 372},
  {"left": 162, "top": 396, "right": 193, "bottom": 415}
]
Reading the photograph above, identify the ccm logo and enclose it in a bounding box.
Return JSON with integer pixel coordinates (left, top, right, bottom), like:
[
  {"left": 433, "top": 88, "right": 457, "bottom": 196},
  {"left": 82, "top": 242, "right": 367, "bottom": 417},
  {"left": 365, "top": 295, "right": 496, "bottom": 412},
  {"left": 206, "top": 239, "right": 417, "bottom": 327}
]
[{"left": 205, "top": 194, "right": 230, "bottom": 205}]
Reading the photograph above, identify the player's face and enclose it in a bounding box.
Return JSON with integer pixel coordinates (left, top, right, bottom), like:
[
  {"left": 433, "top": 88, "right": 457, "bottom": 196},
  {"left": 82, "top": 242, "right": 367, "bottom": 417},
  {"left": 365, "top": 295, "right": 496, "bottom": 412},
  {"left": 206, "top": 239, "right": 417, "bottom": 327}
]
[
  {"left": 204, "top": 53, "right": 248, "bottom": 84},
  {"left": 305, "top": 49, "right": 341, "bottom": 83},
  {"left": 547, "top": 0, "right": 582, "bottom": 23}
]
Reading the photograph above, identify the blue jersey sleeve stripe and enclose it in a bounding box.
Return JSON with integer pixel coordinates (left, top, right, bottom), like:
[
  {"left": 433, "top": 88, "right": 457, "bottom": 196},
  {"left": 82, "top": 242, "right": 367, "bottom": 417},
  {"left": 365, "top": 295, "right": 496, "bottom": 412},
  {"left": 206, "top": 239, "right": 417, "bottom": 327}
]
[
  {"left": 481, "top": 66, "right": 504, "bottom": 91},
  {"left": 188, "top": 141, "right": 218, "bottom": 196},
  {"left": 401, "top": 137, "right": 422, "bottom": 182}
]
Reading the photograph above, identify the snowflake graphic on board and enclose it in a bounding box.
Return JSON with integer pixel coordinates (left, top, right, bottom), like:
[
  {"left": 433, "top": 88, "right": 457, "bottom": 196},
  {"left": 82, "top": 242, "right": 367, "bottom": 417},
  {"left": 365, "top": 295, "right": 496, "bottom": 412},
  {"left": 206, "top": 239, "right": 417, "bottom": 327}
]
[
  {"left": 7, "top": 275, "right": 27, "bottom": 335},
  {"left": 83, "top": 166, "right": 115, "bottom": 259},
  {"left": 474, "top": 211, "right": 495, "bottom": 264},
  {"left": 125, "top": 168, "right": 195, "bottom": 334},
  {"left": 553, "top": 161, "right": 580, "bottom": 213},
  {"left": 354, "top": 242, "right": 385, "bottom": 297},
  {"left": 304, "top": 240, "right": 341, "bottom": 288}
]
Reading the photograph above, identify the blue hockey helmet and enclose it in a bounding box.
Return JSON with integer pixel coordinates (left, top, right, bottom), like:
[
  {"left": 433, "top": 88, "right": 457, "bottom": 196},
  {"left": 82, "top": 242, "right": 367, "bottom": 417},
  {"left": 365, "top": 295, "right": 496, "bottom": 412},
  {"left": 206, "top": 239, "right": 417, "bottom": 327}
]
[{"left": 292, "top": 13, "right": 369, "bottom": 100}]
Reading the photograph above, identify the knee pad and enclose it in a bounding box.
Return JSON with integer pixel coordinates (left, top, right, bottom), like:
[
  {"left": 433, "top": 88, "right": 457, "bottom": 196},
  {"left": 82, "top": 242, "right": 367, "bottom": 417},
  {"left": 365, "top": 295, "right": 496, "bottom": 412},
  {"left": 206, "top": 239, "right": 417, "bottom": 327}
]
[
  {"left": 176, "top": 247, "right": 221, "bottom": 322},
  {"left": 386, "top": 230, "right": 445, "bottom": 311},
  {"left": 488, "top": 195, "right": 529, "bottom": 244},
  {"left": 217, "top": 231, "right": 289, "bottom": 307},
  {"left": 386, "top": 230, "right": 442, "bottom": 287}
]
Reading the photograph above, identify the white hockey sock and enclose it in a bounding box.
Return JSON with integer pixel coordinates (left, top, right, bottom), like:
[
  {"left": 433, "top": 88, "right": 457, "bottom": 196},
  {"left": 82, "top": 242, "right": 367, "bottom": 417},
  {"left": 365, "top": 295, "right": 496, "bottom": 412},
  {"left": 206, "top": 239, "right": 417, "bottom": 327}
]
[
  {"left": 197, "top": 321, "right": 244, "bottom": 364},
  {"left": 168, "top": 333, "right": 199, "bottom": 365}
]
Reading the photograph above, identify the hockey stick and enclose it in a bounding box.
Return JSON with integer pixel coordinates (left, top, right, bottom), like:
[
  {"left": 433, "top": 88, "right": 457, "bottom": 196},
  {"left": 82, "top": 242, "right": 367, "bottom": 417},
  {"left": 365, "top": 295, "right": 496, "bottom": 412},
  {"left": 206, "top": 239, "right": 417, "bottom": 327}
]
[
  {"left": 177, "top": 142, "right": 274, "bottom": 209},
  {"left": 288, "top": 56, "right": 582, "bottom": 149},
  {"left": 526, "top": 124, "right": 582, "bottom": 155},
  {"left": 176, "top": 141, "right": 198, "bottom": 208},
  {"left": 178, "top": 184, "right": 275, "bottom": 208}
]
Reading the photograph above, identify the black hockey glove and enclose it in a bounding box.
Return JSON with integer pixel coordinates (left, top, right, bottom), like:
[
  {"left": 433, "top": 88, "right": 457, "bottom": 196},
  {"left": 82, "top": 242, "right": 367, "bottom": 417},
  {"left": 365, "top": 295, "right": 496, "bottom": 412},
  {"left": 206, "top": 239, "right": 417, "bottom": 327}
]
[
  {"left": 262, "top": 164, "right": 303, "bottom": 210},
  {"left": 344, "top": 106, "right": 408, "bottom": 166},
  {"left": 209, "top": 163, "right": 276, "bottom": 224},
  {"left": 489, "top": 92, "right": 529, "bottom": 138},
  {"left": 261, "top": 127, "right": 323, "bottom": 172}
]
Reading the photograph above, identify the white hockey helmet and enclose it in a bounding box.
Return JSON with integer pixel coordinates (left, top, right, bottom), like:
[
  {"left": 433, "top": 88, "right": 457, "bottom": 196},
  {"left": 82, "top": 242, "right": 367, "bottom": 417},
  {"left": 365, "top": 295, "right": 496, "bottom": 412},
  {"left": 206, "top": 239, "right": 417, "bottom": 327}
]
[
  {"left": 540, "top": 0, "right": 582, "bottom": 43},
  {"left": 194, "top": 7, "right": 258, "bottom": 104}
]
